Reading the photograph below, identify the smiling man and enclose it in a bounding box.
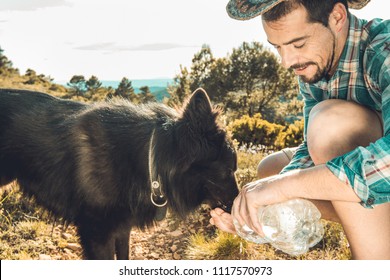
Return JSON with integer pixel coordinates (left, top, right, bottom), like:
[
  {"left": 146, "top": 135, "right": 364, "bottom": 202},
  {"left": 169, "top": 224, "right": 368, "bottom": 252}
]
[
  {"left": 210, "top": 0, "right": 390, "bottom": 259},
  {"left": 263, "top": 5, "right": 342, "bottom": 83}
]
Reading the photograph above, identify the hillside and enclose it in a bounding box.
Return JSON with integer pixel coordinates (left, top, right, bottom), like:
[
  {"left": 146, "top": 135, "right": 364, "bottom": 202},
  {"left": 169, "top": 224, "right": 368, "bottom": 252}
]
[
  {"left": 54, "top": 79, "right": 172, "bottom": 101},
  {"left": 0, "top": 50, "right": 172, "bottom": 102}
]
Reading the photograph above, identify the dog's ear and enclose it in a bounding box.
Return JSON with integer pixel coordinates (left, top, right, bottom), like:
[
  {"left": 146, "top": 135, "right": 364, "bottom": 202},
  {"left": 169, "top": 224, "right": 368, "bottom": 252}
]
[{"left": 181, "top": 88, "right": 214, "bottom": 127}]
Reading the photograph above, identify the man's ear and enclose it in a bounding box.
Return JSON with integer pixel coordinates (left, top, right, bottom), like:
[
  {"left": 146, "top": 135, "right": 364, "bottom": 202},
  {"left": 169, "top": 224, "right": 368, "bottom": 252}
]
[{"left": 329, "top": 2, "right": 348, "bottom": 33}]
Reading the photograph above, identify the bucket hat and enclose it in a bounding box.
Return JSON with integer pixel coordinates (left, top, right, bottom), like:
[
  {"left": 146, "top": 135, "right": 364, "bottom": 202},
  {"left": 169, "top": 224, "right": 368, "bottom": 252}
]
[{"left": 226, "top": 0, "right": 371, "bottom": 20}]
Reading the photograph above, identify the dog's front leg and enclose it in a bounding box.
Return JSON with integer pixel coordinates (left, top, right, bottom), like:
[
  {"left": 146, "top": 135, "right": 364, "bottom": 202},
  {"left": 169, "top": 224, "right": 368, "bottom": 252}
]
[
  {"left": 114, "top": 225, "right": 131, "bottom": 260},
  {"left": 77, "top": 222, "right": 116, "bottom": 260}
]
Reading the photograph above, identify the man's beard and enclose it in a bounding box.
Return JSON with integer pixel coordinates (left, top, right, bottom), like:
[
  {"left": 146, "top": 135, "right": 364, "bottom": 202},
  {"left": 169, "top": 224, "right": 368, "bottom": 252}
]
[
  {"left": 296, "top": 62, "right": 329, "bottom": 84},
  {"left": 291, "top": 35, "right": 336, "bottom": 84}
]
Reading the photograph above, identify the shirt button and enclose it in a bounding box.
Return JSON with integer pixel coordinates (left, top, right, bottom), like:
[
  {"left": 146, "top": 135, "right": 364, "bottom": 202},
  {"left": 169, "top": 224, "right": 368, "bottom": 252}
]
[{"left": 367, "top": 198, "right": 375, "bottom": 205}]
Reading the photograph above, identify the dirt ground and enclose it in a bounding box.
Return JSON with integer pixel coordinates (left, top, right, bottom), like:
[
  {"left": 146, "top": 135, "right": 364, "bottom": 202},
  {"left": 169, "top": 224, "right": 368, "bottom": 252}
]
[{"left": 37, "top": 206, "right": 214, "bottom": 260}]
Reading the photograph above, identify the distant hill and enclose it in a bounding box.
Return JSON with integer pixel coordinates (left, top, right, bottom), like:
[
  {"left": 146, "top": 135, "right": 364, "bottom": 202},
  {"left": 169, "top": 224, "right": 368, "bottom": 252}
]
[
  {"left": 99, "top": 78, "right": 173, "bottom": 88},
  {"left": 56, "top": 78, "right": 173, "bottom": 101},
  {"left": 101, "top": 79, "right": 172, "bottom": 101}
]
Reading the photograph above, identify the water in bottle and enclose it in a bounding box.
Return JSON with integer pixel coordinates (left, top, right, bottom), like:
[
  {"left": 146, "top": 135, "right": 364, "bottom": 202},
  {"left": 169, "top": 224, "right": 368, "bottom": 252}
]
[{"left": 233, "top": 198, "right": 324, "bottom": 256}]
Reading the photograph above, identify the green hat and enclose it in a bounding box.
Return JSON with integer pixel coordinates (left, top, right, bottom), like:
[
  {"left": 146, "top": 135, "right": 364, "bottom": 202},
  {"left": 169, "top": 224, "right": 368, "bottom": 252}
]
[{"left": 226, "top": 0, "right": 371, "bottom": 20}]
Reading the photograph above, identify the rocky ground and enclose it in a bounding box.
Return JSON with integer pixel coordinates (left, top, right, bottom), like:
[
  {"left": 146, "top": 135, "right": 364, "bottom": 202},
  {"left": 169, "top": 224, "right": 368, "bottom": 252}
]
[
  {"left": 36, "top": 206, "right": 214, "bottom": 260},
  {"left": 129, "top": 208, "right": 214, "bottom": 260}
]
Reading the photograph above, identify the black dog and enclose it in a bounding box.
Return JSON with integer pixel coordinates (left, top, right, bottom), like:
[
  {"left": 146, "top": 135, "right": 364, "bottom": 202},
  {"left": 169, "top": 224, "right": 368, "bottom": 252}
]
[{"left": 0, "top": 88, "right": 238, "bottom": 259}]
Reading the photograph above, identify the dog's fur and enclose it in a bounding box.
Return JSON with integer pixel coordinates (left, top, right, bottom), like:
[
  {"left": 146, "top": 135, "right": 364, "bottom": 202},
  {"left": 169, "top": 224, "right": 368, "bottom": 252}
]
[{"left": 0, "top": 88, "right": 238, "bottom": 259}]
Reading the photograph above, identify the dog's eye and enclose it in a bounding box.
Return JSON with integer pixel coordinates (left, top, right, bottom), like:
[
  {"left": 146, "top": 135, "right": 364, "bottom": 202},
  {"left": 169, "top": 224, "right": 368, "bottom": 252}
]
[{"left": 217, "top": 167, "right": 235, "bottom": 180}]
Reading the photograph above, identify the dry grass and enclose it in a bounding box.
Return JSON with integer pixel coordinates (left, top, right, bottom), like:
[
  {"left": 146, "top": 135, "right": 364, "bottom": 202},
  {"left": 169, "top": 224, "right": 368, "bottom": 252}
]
[
  {"left": 0, "top": 183, "right": 81, "bottom": 260},
  {"left": 185, "top": 220, "right": 351, "bottom": 260},
  {"left": 0, "top": 73, "right": 67, "bottom": 97}
]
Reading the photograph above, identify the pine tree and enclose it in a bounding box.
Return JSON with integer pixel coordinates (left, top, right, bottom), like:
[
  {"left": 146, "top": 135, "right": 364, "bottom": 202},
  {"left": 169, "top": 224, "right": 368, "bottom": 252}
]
[{"left": 67, "top": 75, "right": 87, "bottom": 96}]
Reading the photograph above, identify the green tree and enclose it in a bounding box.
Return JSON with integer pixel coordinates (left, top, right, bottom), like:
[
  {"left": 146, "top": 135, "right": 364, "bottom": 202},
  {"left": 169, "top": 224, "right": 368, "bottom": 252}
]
[
  {"left": 168, "top": 42, "right": 298, "bottom": 122},
  {"left": 167, "top": 65, "right": 192, "bottom": 106},
  {"left": 228, "top": 42, "right": 296, "bottom": 118},
  {"left": 23, "top": 69, "right": 52, "bottom": 86},
  {"left": 190, "top": 44, "right": 215, "bottom": 90},
  {"left": 0, "top": 47, "right": 17, "bottom": 75},
  {"left": 86, "top": 75, "right": 102, "bottom": 95},
  {"left": 168, "top": 47, "right": 233, "bottom": 106},
  {"left": 24, "top": 69, "right": 39, "bottom": 84},
  {"left": 67, "top": 75, "right": 87, "bottom": 96},
  {"left": 138, "top": 86, "right": 156, "bottom": 103},
  {"left": 202, "top": 57, "right": 234, "bottom": 103},
  {"left": 109, "top": 77, "right": 138, "bottom": 102}
]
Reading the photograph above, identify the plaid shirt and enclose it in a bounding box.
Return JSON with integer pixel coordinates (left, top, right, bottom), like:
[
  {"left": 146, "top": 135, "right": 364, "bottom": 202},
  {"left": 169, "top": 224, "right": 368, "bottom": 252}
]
[{"left": 280, "top": 14, "right": 390, "bottom": 208}]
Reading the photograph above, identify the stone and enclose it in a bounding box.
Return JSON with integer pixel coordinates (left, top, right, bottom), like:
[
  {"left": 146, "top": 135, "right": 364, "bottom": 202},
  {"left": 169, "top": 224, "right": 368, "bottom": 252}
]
[
  {"left": 173, "top": 252, "right": 181, "bottom": 260},
  {"left": 39, "top": 254, "right": 51, "bottom": 260}
]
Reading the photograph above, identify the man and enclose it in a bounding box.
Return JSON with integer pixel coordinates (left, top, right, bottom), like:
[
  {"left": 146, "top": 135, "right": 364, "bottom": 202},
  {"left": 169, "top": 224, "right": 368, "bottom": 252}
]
[{"left": 210, "top": 0, "right": 390, "bottom": 259}]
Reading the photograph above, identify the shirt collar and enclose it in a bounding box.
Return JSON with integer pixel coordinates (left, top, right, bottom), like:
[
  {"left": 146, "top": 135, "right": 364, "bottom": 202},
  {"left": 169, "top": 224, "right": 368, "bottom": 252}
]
[
  {"left": 299, "top": 14, "right": 365, "bottom": 86},
  {"left": 335, "top": 13, "right": 365, "bottom": 74}
]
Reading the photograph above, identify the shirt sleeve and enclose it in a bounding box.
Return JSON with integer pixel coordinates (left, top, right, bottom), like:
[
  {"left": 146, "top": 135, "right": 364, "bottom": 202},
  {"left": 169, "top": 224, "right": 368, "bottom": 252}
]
[
  {"left": 326, "top": 41, "right": 390, "bottom": 208},
  {"left": 280, "top": 80, "right": 317, "bottom": 174}
]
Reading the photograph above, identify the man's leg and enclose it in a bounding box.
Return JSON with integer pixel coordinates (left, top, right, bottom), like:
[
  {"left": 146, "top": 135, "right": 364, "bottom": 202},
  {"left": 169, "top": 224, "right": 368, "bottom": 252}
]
[
  {"left": 307, "top": 99, "right": 390, "bottom": 259},
  {"left": 256, "top": 148, "right": 295, "bottom": 178}
]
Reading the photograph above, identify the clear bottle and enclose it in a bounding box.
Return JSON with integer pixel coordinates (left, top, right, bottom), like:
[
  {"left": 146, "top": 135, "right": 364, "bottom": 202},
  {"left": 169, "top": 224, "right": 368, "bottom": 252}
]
[{"left": 233, "top": 198, "right": 324, "bottom": 256}]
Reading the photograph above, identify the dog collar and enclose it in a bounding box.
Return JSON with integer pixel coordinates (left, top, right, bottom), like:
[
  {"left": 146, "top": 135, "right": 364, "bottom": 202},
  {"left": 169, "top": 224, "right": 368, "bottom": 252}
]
[{"left": 148, "top": 129, "right": 168, "bottom": 220}]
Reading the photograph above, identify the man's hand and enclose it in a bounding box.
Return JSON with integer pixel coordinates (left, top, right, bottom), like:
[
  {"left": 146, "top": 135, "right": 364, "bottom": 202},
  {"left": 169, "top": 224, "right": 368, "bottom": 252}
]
[
  {"left": 232, "top": 175, "right": 290, "bottom": 235},
  {"left": 209, "top": 208, "right": 236, "bottom": 234}
]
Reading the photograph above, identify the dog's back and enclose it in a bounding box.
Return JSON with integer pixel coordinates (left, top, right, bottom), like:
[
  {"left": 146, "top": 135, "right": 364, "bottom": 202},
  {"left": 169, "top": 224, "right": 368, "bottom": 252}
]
[
  {"left": 0, "top": 89, "right": 173, "bottom": 220},
  {"left": 0, "top": 89, "right": 87, "bottom": 219}
]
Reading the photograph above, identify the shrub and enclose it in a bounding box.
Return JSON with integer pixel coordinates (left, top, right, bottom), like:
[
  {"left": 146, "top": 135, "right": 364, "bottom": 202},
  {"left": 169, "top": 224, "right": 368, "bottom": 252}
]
[
  {"left": 274, "top": 119, "right": 304, "bottom": 149},
  {"left": 227, "top": 114, "right": 304, "bottom": 149},
  {"left": 227, "top": 114, "right": 284, "bottom": 148}
]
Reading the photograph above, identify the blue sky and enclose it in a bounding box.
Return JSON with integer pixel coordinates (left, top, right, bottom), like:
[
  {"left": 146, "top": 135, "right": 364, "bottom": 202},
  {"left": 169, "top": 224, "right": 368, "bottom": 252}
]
[{"left": 0, "top": 0, "right": 388, "bottom": 81}]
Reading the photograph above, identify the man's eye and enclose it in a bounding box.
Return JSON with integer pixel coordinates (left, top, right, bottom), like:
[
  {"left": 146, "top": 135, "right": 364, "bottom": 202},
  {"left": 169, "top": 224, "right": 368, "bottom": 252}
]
[{"left": 294, "top": 43, "right": 305, "bottom": 49}]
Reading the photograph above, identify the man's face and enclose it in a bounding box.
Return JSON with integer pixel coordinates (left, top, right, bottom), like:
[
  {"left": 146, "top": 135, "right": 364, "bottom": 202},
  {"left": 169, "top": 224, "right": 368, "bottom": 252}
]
[{"left": 262, "top": 5, "right": 337, "bottom": 83}]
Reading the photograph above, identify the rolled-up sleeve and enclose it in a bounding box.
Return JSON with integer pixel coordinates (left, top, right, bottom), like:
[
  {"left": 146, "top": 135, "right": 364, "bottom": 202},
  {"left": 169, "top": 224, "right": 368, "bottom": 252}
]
[{"left": 326, "top": 138, "right": 390, "bottom": 208}]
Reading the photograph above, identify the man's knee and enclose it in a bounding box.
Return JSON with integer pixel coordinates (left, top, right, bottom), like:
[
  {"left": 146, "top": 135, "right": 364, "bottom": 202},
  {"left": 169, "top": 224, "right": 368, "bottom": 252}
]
[
  {"left": 307, "top": 100, "right": 382, "bottom": 164},
  {"left": 257, "top": 148, "right": 296, "bottom": 179}
]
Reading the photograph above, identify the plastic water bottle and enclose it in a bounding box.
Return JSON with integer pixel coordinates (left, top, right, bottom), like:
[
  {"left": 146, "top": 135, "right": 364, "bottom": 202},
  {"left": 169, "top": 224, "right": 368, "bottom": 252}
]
[{"left": 233, "top": 198, "right": 324, "bottom": 256}]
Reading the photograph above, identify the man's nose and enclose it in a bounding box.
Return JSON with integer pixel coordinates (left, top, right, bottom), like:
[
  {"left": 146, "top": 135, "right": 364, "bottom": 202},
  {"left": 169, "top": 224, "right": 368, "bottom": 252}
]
[{"left": 280, "top": 47, "right": 297, "bottom": 69}]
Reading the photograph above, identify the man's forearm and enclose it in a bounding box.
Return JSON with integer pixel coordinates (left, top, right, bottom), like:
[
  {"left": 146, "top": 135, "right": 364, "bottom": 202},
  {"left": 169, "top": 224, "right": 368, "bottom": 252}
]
[{"left": 280, "top": 164, "right": 361, "bottom": 203}]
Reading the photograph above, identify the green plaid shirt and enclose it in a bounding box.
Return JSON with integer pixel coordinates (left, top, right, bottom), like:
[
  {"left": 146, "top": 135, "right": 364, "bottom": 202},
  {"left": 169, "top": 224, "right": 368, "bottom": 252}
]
[{"left": 281, "top": 14, "right": 390, "bottom": 208}]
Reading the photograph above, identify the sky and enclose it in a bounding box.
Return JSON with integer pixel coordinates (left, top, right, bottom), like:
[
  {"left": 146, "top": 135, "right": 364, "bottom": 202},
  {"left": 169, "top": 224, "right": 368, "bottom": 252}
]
[{"left": 0, "top": 0, "right": 388, "bottom": 82}]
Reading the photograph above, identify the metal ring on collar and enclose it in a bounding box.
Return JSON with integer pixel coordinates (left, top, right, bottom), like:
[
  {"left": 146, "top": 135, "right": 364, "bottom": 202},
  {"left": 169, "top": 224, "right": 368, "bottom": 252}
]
[{"left": 150, "top": 193, "right": 168, "bottom": 207}]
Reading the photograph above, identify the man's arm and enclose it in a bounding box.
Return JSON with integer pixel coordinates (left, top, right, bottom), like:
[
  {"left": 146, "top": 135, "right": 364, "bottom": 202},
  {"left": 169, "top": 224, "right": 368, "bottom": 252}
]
[{"left": 232, "top": 164, "right": 361, "bottom": 235}]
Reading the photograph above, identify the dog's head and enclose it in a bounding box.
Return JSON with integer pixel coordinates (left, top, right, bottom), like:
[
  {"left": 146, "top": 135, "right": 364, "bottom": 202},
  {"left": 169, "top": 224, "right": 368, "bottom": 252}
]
[{"left": 155, "top": 88, "right": 239, "bottom": 216}]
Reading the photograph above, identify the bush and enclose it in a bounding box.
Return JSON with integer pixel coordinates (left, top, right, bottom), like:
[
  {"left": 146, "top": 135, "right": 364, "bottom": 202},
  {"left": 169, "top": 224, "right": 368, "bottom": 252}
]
[
  {"left": 227, "top": 114, "right": 304, "bottom": 149},
  {"left": 227, "top": 114, "right": 284, "bottom": 148},
  {"left": 274, "top": 119, "right": 304, "bottom": 149}
]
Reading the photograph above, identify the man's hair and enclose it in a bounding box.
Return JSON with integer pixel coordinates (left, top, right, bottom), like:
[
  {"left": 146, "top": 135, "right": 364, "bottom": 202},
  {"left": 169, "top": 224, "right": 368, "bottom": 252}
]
[{"left": 262, "top": 0, "right": 349, "bottom": 27}]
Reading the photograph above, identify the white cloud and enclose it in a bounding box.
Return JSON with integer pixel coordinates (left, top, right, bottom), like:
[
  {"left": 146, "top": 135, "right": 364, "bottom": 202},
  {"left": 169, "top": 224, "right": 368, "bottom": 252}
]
[
  {"left": 74, "top": 42, "right": 201, "bottom": 53},
  {"left": 0, "top": 0, "right": 72, "bottom": 11}
]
